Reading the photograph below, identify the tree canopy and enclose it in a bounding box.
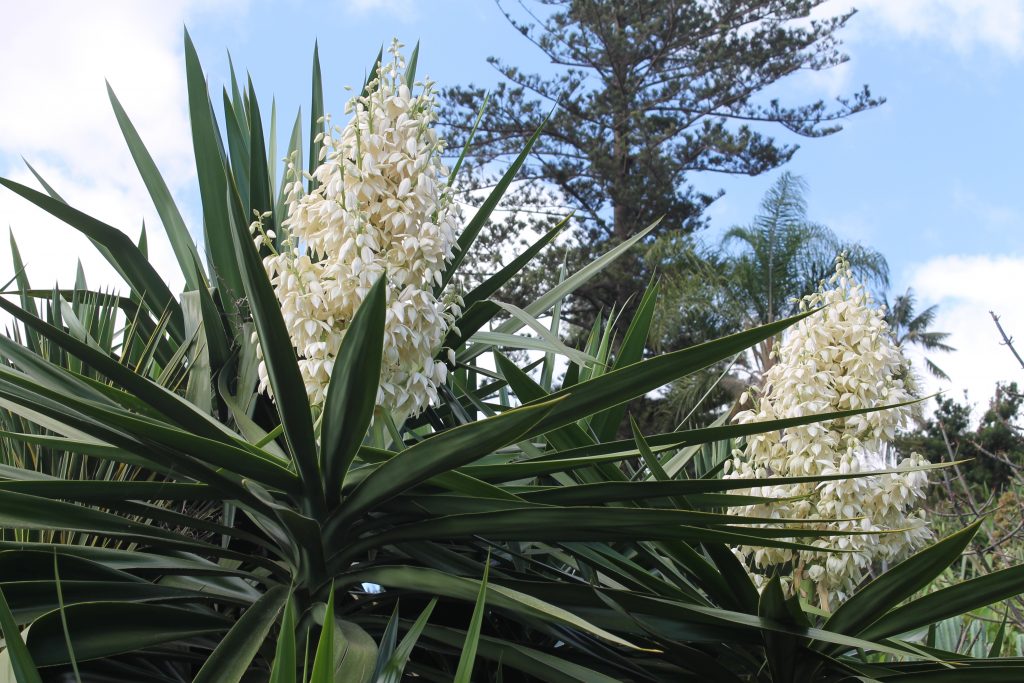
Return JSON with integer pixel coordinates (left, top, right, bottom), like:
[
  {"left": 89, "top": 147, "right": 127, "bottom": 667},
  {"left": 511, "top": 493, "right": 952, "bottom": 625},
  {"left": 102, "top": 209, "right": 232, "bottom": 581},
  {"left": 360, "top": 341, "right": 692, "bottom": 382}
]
[
  {"left": 647, "top": 172, "right": 889, "bottom": 428},
  {"left": 442, "top": 0, "right": 883, "bottom": 323},
  {"left": 885, "top": 288, "right": 956, "bottom": 380}
]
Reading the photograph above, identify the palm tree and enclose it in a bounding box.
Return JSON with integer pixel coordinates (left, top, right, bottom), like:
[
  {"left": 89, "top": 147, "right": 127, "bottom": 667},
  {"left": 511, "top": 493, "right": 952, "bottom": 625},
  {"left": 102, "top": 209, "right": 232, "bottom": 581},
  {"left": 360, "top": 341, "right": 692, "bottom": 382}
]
[
  {"left": 649, "top": 173, "right": 890, "bottom": 428},
  {"left": 885, "top": 288, "right": 955, "bottom": 380},
  {"left": 721, "top": 172, "right": 890, "bottom": 374}
]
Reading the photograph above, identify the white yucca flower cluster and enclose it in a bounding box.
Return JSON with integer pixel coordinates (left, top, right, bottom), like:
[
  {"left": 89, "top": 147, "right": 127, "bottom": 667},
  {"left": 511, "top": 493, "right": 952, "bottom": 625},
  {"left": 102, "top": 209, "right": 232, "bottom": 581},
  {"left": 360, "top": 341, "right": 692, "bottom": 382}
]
[
  {"left": 724, "top": 257, "right": 931, "bottom": 606},
  {"left": 253, "top": 40, "right": 462, "bottom": 419}
]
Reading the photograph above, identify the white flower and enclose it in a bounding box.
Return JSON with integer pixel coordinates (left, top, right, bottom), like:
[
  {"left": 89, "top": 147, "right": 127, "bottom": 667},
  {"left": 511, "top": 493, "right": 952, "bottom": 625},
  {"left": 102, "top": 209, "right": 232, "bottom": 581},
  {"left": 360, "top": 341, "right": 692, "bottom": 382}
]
[
  {"left": 726, "top": 256, "right": 931, "bottom": 606},
  {"left": 255, "top": 40, "right": 461, "bottom": 420}
]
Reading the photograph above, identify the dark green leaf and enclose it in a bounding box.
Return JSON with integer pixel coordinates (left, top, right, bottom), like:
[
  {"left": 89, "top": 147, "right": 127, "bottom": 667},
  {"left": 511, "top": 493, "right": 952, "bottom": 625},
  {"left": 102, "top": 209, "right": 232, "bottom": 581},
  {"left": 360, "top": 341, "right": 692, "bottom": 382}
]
[
  {"left": 21, "top": 159, "right": 66, "bottom": 203},
  {"left": 321, "top": 276, "right": 385, "bottom": 507},
  {"left": 822, "top": 521, "right": 982, "bottom": 649},
  {"left": 331, "top": 399, "right": 560, "bottom": 532},
  {"left": 193, "top": 585, "right": 288, "bottom": 683},
  {"left": 25, "top": 603, "right": 226, "bottom": 666},
  {"left": 344, "top": 565, "right": 638, "bottom": 650},
  {"left": 860, "top": 561, "right": 1024, "bottom": 644},
  {"left": 439, "top": 118, "right": 548, "bottom": 290},
  {"left": 404, "top": 41, "right": 419, "bottom": 89},
  {"left": 225, "top": 150, "right": 323, "bottom": 518},
  {"left": 184, "top": 29, "right": 245, "bottom": 320},
  {"left": 223, "top": 89, "right": 252, "bottom": 215},
  {"left": 107, "top": 82, "right": 205, "bottom": 292},
  {"left": 333, "top": 619, "right": 377, "bottom": 683},
  {"left": 371, "top": 603, "right": 401, "bottom": 683},
  {"left": 590, "top": 277, "right": 659, "bottom": 441},
  {"left": 758, "top": 576, "right": 805, "bottom": 682},
  {"left": 0, "top": 586, "right": 44, "bottom": 683},
  {"left": 308, "top": 41, "right": 324, "bottom": 191},
  {"left": 347, "top": 507, "right": 856, "bottom": 564},
  {"left": 310, "top": 589, "right": 334, "bottom": 683},
  {"left": 0, "top": 178, "right": 184, "bottom": 343},
  {"left": 495, "top": 353, "right": 594, "bottom": 452},
  {"left": 419, "top": 625, "right": 621, "bottom": 683},
  {"left": 376, "top": 599, "right": 437, "bottom": 683},
  {"left": 360, "top": 47, "right": 384, "bottom": 99},
  {"left": 0, "top": 488, "right": 268, "bottom": 570},
  {"left": 461, "top": 217, "right": 567, "bottom": 312},
  {"left": 453, "top": 560, "right": 489, "bottom": 683},
  {"left": 467, "top": 395, "right": 925, "bottom": 482},
  {"left": 247, "top": 76, "right": 275, "bottom": 229},
  {"left": 519, "top": 309, "right": 814, "bottom": 440},
  {"left": 447, "top": 93, "right": 489, "bottom": 186},
  {"left": 269, "top": 592, "right": 297, "bottom": 683}
]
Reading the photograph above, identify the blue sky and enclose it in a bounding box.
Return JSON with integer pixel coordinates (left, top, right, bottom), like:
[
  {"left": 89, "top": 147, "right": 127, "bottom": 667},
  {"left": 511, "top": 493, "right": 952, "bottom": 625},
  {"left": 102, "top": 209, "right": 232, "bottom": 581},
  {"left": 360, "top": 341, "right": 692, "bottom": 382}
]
[{"left": 0, "top": 0, "right": 1021, "bottom": 415}]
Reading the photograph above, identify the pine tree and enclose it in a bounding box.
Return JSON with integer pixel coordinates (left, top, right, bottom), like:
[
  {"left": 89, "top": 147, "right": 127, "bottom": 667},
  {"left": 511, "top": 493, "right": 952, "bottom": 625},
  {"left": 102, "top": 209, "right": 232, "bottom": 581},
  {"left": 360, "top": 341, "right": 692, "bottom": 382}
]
[{"left": 442, "top": 0, "right": 882, "bottom": 327}]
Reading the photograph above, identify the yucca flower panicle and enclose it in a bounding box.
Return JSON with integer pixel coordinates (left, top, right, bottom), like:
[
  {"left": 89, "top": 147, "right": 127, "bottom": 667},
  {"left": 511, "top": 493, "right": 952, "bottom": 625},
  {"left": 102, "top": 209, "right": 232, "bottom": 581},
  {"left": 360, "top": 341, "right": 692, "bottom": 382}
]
[
  {"left": 254, "top": 39, "right": 463, "bottom": 420},
  {"left": 725, "top": 256, "right": 931, "bottom": 606}
]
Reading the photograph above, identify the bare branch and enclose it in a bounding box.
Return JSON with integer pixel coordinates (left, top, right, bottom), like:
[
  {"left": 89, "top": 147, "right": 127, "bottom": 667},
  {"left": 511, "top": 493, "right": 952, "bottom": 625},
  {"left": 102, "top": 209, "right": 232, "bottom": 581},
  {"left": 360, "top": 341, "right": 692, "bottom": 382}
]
[{"left": 991, "top": 310, "right": 1024, "bottom": 371}]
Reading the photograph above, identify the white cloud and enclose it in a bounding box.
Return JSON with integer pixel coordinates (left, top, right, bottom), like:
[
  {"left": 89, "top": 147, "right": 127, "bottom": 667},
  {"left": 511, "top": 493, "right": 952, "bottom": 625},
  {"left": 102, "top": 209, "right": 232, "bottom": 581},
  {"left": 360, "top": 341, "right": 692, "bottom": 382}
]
[
  {"left": 903, "top": 254, "right": 1024, "bottom": 416},
  {"left": 344, "top": 0, "right": 418, "bottom": 20},
  {"left": 822, "top": 0, "right": 1024, "bottom": 58},
  {"left": 951, "top": 186, "right": 1021, "bottom": 234},
  {"left": 788, "top": 0, "right": 1024, "bottom": 101},
  {"left": 800, "top": 60, "right": 854, "bottom": 99},
  {"left": 0, "top": 164, "right": 180, "bottom": 294},
  {"left": 0, "top": 1, "right": 244, "bottom": 296}
]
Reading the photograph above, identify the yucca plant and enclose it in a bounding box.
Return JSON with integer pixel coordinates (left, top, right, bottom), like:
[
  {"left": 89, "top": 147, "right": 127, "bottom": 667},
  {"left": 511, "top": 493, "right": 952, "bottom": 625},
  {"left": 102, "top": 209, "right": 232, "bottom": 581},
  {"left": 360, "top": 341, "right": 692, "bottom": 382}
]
[{"left": 0, "top": 31, "right": 1022, "bottom": 683}]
